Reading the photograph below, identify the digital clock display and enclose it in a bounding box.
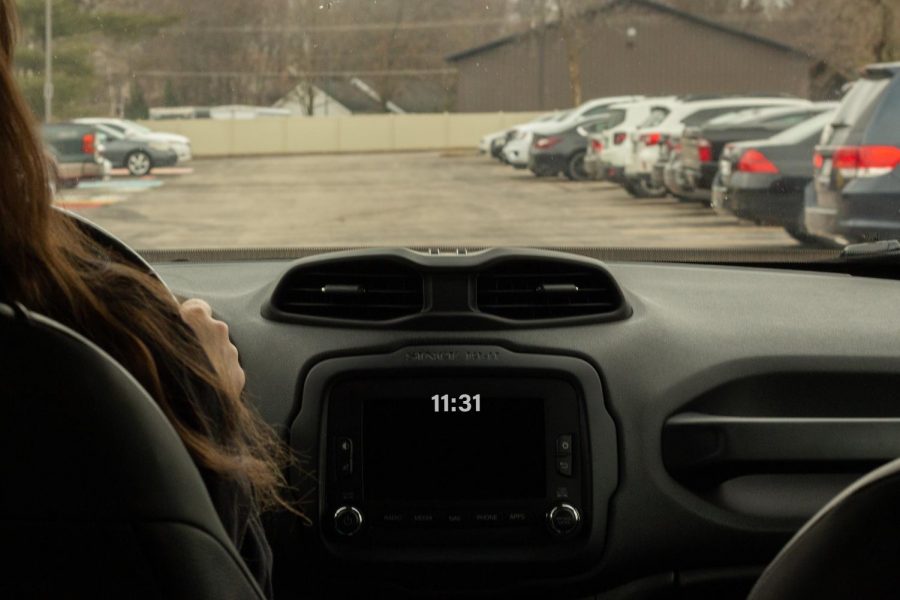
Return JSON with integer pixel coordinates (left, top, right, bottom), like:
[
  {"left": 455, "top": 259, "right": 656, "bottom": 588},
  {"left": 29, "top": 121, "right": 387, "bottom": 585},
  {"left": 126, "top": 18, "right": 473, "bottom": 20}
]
[
  {"left": 363, "top": 394, "right": 546, "bottom": 502},
  {"left": 432, "top": 393, "right": 481, "bottom": 413}
]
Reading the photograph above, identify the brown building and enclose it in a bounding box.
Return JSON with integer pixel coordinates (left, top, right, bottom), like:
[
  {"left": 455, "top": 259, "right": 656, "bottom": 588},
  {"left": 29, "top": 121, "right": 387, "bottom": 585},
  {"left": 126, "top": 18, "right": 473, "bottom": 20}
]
[{"left": 446, "top": 0, "right": 815, "bottom": 112}]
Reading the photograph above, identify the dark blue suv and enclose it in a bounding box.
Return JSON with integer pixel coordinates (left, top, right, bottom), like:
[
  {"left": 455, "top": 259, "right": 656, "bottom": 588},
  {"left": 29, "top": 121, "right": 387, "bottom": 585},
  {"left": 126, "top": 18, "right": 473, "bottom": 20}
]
[{"left": 804, "top": 63, "right": 900, "bottom": 245}]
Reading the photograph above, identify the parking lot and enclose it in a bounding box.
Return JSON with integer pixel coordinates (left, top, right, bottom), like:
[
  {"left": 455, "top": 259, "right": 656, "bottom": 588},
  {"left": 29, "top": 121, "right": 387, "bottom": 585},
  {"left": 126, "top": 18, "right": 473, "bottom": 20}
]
[{"left": 56, "top": 152, "right": 796, "bottom": 250}]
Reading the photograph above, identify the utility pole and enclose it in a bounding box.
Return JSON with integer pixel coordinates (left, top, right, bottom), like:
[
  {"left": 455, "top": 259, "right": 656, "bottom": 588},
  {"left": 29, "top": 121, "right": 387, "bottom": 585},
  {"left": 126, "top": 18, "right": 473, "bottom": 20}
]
[{"left": 43, "top": 0, "right": 53, "bottom": 122}]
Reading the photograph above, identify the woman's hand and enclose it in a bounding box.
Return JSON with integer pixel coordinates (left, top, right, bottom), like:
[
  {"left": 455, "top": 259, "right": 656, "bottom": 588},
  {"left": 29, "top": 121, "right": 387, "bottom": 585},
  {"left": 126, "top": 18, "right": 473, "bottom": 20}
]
[{"left": 179, "top": 298, "right": 246, "bottom": 400}]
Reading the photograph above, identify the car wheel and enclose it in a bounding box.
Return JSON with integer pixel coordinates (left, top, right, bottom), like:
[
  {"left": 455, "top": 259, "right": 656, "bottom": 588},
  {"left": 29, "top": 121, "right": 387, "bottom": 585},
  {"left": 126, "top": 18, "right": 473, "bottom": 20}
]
[
  {"left": 565, "top": 151, "right": 589, "bottom": 181},
  {"left": 530, "top": 166, "right": 556, "bottom": 178},
  {"left": 623, "top": 181, "right": 641, "bottom": 197},
  {"left": 784, "top": 225, "right": 830, "bottom": 247},
  {"left": 632, "top": 177, "right": 667, "bottom": 198},
  {"left": 125, "top": 151, "right": 153, "bottom": 177}
]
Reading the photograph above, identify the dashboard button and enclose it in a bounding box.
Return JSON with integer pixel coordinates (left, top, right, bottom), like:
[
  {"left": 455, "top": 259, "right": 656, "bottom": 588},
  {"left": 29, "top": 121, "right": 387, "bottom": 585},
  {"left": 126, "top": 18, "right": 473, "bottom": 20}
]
[
  {"left": 410, "top": 510, "right": 436, "bottom": 525},
  {"left": 505, "top": 510, "right": 531, "bottom": 525},
  {"left": 446, "top": 511, "right": 467, "bottom": 526},
  {"left": 336, "top": 437, "right": 353, "bottom": 478},
  {"left": 379, "top": 510, "right": 406, "bottom": 526},
  {"left": 334, "top": 506, "right": 364, "bottom": 536},
  {"left": 547, "top": 504, "right": 581, "bottom": 536},
  {"left": 472, "top": 510, "right": 502, "bottom": 525},
  {"left": 556, "top": 434, "right": 573, "bottom": 456},
  {"left": 556, "top": 457, "right": 573, "bottom": 477}
]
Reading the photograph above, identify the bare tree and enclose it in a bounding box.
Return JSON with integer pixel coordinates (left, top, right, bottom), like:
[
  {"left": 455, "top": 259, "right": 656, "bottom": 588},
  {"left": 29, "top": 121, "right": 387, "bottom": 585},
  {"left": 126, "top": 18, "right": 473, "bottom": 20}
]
[{"left": 555, "top": 0, "right": 584, "bottom": 106}]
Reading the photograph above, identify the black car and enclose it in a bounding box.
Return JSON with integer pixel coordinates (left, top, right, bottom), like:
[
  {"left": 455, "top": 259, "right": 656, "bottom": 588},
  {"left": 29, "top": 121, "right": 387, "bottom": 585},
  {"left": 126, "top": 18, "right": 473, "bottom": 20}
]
[
  {"left": 679, "top": 103, "right": 836, "bottom": 201},
  {"left": 805, "top": 62, "right": 900, "bottom": 245},
  {"left": 529, "top": 111, "right": 626, "bottom": 180},
  {"left": 712, "top": 110, "right": 836, "bottom": 243}
]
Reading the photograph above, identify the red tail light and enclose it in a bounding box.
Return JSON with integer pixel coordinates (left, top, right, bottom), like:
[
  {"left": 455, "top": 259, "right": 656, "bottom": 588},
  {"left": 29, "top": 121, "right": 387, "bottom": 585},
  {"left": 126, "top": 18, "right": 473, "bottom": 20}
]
[
  {"left": 813, "top": 152, "right": 824, "bottom": 169},
  {"left": 613, "top": 132, "right": 627, "bottom": 145},
  {"left": 534, "top": 136, "right": 562, "bottom": 150},
  {"left": 640, "top": 132, "right": 662, "bottom": 146},
  {"left": 82, "top": 133, "right": 96, "bottom": 155},
  {"left": 591, "top": 139, "right": 603, "bottom": 152},
  {"left": 697, "top": 139, "right": 713, "bottom": 163},
  {"left": 737, "top": 149, "right": 779, "bottom": 174},
  {"left": 832, "top": 145, "right": 900, "bottom": 178}
]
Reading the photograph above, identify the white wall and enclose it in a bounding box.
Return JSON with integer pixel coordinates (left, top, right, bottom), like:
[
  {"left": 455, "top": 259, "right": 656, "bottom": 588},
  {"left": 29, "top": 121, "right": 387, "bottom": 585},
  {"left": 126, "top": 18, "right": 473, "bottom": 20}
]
[{"left": 139, "top": 112, "right": 545, "bottom": 158}]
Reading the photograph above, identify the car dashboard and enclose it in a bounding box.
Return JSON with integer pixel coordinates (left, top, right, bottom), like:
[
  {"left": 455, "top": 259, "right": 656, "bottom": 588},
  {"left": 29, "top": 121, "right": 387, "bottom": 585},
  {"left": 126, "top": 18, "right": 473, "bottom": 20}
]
[{"left": 149, "top": 247, "right": 900, "bottom": 599}]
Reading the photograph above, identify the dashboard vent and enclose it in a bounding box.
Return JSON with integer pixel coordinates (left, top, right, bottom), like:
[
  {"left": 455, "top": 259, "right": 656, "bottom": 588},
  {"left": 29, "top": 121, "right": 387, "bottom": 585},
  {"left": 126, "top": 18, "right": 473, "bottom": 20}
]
[
  {"left": 271, "top": 259, "right": 425, "bottom": 321},
  {"left": 476, "top": 259, "right": 624, "bottom": 321}
]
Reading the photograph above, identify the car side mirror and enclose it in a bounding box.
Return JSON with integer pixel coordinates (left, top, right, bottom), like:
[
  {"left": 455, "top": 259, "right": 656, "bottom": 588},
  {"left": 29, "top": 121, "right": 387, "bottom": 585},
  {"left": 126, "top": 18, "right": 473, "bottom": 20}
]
[{"left": 576, "top": 126, "right": 589, "bottom": 137}]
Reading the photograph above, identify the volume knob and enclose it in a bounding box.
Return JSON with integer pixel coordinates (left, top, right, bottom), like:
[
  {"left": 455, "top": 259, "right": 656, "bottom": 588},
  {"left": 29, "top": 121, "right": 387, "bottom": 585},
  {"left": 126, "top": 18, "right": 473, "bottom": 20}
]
[
  {"left": 547, "top": 503, "right": 581, "bottom": 536},
  {"left": 333, "top": 506, "right": 364, "bottom": 536}
]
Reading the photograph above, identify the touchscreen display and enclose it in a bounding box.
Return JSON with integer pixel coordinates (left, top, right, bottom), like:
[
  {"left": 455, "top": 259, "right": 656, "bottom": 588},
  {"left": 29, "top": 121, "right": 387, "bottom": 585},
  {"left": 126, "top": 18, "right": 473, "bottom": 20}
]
[{"left": 363, "top": 395, "right": 546, "bottom": 503}]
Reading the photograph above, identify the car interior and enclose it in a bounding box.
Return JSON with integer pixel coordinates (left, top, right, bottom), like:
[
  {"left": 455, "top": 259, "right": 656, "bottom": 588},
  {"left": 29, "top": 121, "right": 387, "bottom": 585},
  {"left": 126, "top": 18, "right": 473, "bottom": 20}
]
[
  {"left": 6, "top": 214, "right": 900, "bottom": 599},
  {"left": 7, "top": 1, "right": 900, "bottom": 598}
]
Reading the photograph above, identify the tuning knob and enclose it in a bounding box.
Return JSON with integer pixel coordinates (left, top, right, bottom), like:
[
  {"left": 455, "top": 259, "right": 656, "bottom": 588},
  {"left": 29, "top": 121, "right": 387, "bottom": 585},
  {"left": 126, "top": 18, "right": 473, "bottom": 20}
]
[
  {"left": 333, "top": 506, "right": 364, "bottom": 536},
  {"left": 547, "top": 503, "right": 581, "bottom": 537}
]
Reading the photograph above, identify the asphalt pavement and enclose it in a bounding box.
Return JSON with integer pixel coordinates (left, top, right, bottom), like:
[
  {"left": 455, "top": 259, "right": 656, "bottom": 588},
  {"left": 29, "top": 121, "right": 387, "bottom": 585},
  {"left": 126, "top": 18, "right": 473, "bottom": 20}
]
[{"left": 56, "top": 152, "right": 796, "bottom": 250}]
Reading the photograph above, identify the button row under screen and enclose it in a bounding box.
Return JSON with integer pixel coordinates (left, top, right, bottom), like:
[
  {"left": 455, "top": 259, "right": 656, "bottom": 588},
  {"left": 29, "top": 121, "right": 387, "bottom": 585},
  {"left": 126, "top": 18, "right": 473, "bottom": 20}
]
[{"left": 375, "top": 509, "right": 534, "bottom": 527}]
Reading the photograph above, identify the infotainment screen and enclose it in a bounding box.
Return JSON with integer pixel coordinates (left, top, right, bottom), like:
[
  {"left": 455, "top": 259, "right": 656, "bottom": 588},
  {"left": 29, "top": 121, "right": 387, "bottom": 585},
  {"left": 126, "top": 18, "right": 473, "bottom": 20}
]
[{"left": 363, "top": 395, "right": 546, "bottom": 502}]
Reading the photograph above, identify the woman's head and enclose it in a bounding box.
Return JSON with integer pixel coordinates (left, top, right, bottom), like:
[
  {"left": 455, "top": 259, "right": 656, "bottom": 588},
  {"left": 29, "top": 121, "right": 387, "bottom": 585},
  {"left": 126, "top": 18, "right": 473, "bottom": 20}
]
[{"left": 0, "top": 0, "right": 298, "bottom": 514}]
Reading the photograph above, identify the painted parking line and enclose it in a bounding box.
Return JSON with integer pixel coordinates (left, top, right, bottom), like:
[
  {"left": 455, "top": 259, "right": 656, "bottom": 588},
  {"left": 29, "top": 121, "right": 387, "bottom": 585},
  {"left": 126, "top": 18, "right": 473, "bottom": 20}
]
[
  {"left": 53, "top": 176, "right": 166, "bottom": 209},
  {"left": 77, "top": 179, "right": 165, "bottom": 191},
  {"left": 109, "top": 167, "right": 194, "bottom": 177},
  {"left": 54, "top": 195, "right": 126, "bottom": 209}
]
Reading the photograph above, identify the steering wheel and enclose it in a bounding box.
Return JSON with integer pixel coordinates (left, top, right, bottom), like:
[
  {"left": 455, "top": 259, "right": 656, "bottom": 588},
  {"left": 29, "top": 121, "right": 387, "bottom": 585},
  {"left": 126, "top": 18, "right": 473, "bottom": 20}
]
[{"left": 57, "top": 207, "right": 172, "bottom": 295}]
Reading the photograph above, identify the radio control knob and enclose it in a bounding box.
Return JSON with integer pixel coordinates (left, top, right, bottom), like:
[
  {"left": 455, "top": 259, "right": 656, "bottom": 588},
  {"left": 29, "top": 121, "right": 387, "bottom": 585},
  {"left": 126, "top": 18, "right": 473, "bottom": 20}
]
[
  {"left": 333, "top": 506, "right": 364, "bottom": 536},
  {"left": 547, "top": 503, "right": 581, "bottom": 536}
]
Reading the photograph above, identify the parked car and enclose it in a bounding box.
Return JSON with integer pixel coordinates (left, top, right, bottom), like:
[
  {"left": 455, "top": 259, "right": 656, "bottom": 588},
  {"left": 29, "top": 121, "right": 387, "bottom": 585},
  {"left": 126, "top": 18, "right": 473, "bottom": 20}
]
[
  {"left": 626, "top": 96, "right": 811, "bottom": 197},
  {"left": 660, "top": 139, "right": 710, "bottom": 202},
  {"left": 502, "top": 96, "right": 642, "bottom": 168},
  {"left": 41, "top": 123, "right": 109, "bottom": 188},
  {"left": 530, "top": 112, "right": 626, "bottom": 180},
  {"left": 584, "top": 97, "right": 677, "bottom": 184},
  {"left": 711, "top": 109, "right": 837, "bottom": 243},
  {"left": 90, "top": 124, "right": 179, "bottom": 176},
  {"left": 74, "top": 118, "right": 192, "bottom": 163},
  {"left": 479, "top": 112, "right": 560, "bottom": 159},
  {"left": 804, "top": 62, "right": 900, "bottom": 245},
  {"left": 679, "top": 103, "right": 837, "bottom": 202}
]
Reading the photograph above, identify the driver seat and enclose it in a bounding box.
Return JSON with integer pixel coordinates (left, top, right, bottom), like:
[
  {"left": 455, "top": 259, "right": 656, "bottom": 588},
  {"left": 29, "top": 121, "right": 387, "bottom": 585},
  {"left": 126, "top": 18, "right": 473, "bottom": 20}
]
[{"left": 0, "top": 302, "right": 266, "bottom": 599}]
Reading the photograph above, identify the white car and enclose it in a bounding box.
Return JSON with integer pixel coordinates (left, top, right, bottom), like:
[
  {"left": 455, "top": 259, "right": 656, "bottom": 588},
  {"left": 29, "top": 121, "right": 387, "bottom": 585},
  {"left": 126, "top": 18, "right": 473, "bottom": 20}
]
[
  {"left": 624, "top": 96, "right": 812, "bottom": 197},
  {"left": 585, "top": 97, "right": 678, "bottom": 181},
  {"left": 478, "top": 112, "right": 561, "bottom": 159},
  {"left": 502, "top": 96, "right": 643, "bottom": 169},
  {"left": 74, "top": 118, "right": 193, "bottom": 163}
]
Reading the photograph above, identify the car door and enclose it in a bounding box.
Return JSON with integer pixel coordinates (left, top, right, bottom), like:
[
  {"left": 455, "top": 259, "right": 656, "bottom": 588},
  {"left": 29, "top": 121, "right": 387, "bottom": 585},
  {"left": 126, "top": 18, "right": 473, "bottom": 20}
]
[{"left": 95, "top": 125, "right": 131, "bottom": 166}]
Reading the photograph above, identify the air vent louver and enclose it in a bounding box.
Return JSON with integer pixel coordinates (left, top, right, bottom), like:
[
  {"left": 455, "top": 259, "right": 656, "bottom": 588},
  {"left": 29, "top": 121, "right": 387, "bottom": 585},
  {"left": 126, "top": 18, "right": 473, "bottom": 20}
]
[
  {"left": 271, "top": 259, "right": 424, "bottom": 321},
  {"left": 476, "top": 259, "right": 623, "bottom": 320}
]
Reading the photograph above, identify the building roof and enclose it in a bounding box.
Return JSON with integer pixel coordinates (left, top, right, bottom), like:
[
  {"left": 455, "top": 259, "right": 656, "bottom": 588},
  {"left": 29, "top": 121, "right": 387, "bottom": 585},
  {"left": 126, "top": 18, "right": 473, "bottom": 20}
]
[
  {"left": 316, "top": 77, "right": 451, "bottom": 114},
  {"left": 446, "top": 0, "right": 810, "bottom": 63}
]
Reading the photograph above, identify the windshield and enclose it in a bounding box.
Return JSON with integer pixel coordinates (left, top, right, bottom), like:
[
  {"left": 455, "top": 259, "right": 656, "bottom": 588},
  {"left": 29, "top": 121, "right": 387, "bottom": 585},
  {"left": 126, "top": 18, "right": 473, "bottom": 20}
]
[
  {"left": 639, "top": 107, "right": 672, "bottom": 129},
  {"left": 766, "top": 110, "right": 837, "bottom": 144},
  {"left": 22, "top": 0, "right": 899, "bottom": 251},
  {"left": 122, "top": 121, "right": 153, "bottom": 134}
]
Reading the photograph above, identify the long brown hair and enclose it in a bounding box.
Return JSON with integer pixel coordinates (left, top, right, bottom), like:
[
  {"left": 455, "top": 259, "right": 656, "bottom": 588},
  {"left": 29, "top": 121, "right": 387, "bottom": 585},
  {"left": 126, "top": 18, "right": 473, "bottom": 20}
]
[{"left": 0, "top": 0, "right": 295, "bottom": 514}]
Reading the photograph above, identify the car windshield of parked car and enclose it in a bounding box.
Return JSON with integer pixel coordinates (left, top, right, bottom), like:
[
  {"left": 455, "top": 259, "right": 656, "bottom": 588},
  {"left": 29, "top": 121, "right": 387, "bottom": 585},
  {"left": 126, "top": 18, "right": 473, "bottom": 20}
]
[
  {"left": 765, "top": 110, "right": 836, "bottom": 144},
  {"left": 122, "top": 121, "right": 153, "bottom": 135},
  {"left": 28, "top": 0, "right": 898, "bottom": 252}
]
